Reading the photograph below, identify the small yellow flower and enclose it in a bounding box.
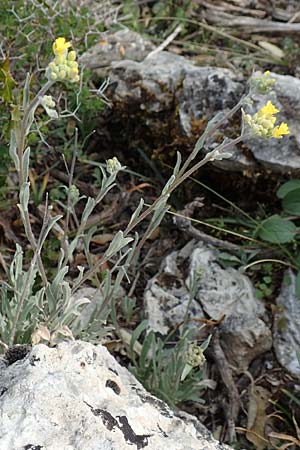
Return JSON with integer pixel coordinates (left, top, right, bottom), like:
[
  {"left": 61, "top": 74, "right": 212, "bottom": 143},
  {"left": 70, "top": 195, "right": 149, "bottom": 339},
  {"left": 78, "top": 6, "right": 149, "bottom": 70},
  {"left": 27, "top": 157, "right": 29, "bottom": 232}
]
[
  {"left": 68, "top": 51, "right": 77, "bottom": 62},
  {"left": 258, "top": 100, "right": 279, "bottom": 117},
  {"left": 244, "top": 101, "right": 289, "bottom": 140},
  {"left": 272, "top": 122, "right": 290, "bottom": 139},
  {"left": 53, "top": 37, "right": 71, "bottom": 56}
]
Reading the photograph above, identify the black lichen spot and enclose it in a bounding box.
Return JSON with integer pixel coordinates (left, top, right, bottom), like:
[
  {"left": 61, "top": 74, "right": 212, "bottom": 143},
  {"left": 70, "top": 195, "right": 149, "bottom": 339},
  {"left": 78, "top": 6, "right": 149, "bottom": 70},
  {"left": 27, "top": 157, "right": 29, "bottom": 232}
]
[
  {"left": 108, "top": 367, "right": 119, "bottom": 376},
  {"left": 80, "top": 361, "right": 86, "bottom": 368},
  {"left": 105, "top": 379, "right": 121, "bottom": 395},
  {"left": 157, "top": 424, "right": 168, "bottom": 438},
  {"left": 84, "top": 401, "right": 117, "bottom": 431},
  {"left": 139, "top": 392, "right": 172, "bottom": 419},
  {"left": 4, "top": 345, "right": 31, "bottom": 366},
  {"left": 84, "top": 401, "right": 151, "bottom": 449},
  {"left": 23, "top": 445, "right": 44, "bottom": 450},
  {"left": 211, "top": 74, "right": 226, "bottom": 89},
  {"left": 117, "top": 415, "right": 150, "bottom": 449},
  {"left": 29, "top": 356, "right": 41, "bottom": 366},
  {"left": 0, "top": 387, "right": 7, "bottom": 397}
]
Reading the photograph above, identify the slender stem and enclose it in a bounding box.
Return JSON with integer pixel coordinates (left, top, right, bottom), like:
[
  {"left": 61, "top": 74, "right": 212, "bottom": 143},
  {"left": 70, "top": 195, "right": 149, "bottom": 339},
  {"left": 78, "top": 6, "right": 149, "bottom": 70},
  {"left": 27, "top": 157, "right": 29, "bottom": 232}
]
[
  {"left": 73, "top": 135, "right": 248, "bottom": 290},
  {"left": 127, "top": 134, "right": 248, "bottom": 242},
  {"left": 9, "top": 202, "right": 51, "bottom": 346},
  {"left": 242, "top": 258, "right": 297, "bottom": 272},
  {"left": 62, "top": 128, "right": 78, "bottom": 263},
  {"left": 178, "top": 95, "right": 248, "bottom": 177},
  {"left": 15, "top": 80, "right": 54, "bottom": 286},
  {"left": 18, "top": 80, "right": 54, "bottom": 185}
]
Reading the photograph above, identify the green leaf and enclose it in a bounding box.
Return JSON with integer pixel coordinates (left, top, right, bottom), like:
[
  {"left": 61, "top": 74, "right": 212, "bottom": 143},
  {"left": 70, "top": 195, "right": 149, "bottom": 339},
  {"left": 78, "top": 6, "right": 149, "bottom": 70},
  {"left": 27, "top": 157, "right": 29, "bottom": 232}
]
[
  {"left": 277, "top": 180, "right": 300, "bottom": 199},
  {"left": 282, "top": 188, "right": 300, "bottom": 215},
  {"left": 295, "top": 271, "right": 300, "bottom": 300},
  {"left": 0, "top": 58, "right": 16, "bottom": 103},
  {"left": 129, "top": 319, "right": 148, "bottom": 360},
  {"left": 256, "top": 215, "right": 296, "bottom": 244}
]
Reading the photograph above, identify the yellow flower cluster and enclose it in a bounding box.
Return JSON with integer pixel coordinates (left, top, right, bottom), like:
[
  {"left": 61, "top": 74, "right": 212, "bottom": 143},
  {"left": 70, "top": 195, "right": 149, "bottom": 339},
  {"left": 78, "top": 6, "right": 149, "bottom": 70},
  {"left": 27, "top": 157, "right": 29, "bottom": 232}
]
[
  {"left": 244, "top": 101, "right": 290, "bottom": 139},
  {"left": 251, "top": 70, "right": 276, "bottom": 94},
  {"left": 47, "top": 38, "right": 79, "bottom": 83}
]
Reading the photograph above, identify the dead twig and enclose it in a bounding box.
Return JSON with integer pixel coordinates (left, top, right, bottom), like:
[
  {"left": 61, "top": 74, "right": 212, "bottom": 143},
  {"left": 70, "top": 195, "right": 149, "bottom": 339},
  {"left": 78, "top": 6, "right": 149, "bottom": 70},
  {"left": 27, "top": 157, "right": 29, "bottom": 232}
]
[
  {"left": 212, "top": 331, "right": 241, "bottom": 443},
  {"left": 201, "top": 9, "right": 300, "bottom": 33},
  {"left": 145, "top": 25, "right": 182, "bottom": 60},
  {"left": 174, "top": 198, "right": 241, "bottom": 252}
]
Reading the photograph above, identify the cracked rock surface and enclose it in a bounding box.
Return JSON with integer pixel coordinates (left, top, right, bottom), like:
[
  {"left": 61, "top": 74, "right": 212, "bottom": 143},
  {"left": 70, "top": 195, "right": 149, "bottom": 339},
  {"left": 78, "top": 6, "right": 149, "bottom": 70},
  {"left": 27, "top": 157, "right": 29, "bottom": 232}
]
[
  {"left": 0, "top": 341, "right": 233, "bottom": 450},
  {"left": 273, "top": 269, "right": 300, "bottom": 378},
  {"left": 82, "top": 28, "right": 300, "bottom": 173},
  {"left": 145, "top": 241, "right": 272, "bottom": 373}
]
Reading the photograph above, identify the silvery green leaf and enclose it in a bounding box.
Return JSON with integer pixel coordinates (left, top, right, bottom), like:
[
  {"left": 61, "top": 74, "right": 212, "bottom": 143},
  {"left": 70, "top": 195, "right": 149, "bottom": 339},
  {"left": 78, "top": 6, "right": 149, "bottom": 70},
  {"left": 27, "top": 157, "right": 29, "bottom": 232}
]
[
  {"left": 22, "top": 147, "right": 30, "bottom": 183},
  {"left": 181, "top": 363, "right": 193, "bottom": 381},
  {"left": 148, "top": 205, "right": 170, "bottom": 236},
  {"left": 73, "top": 266, "right": 85, "bottom": 286},
  {"left": 200, "top": 334, "right": 212, "bottom": 351},
  {"left": 43, "top": 105, "right": 58, "bottom": 119},
  {"left": 190, "top": 134, "right": 206, "bottom": 161},
  {"left": 173, "top": 152, "right": 182, "bottom": 176},
  {"left": 25, "top": 108, "right": 36, "bottom": 136},
  {"left": 128, "top": 198, "right": 144, "bottom": 229},
  {"left": 17, "top": 204, "right": 27, "bottom": 232},
  {"left": 67, "top": 236, "right": 79, "bottom": 260},
  {"left": 9, "top": 244, "right": 23, "bottom": 283},
  {"left": 162, "top": 175, "right": 175, "bottom": 195},
  {"left": 57, "top": 248, "right": 65, "bottom": 272},
  {"left": 9, "top": 130, "right": 19, "bottom": 171},
  {"left": 153, "top": 196, "right": 168, "bottom": 212},
  {"left": 52, "top": 266, "right": 69, "bottom": 294},
  {"left": 83, "top": 225, "right": 97, "bottom": 252},
  {"left": 190, "top": 111, "right": 225, "bottom": 161},
  {"left": 44, "top": 215, "right": 63, "bottom": 240},
  {"left": 81, "top": 197, "right": 95, "bottom": 223},
  {"left": 23, "top": 73, "right": 31, "bottom": 110},
  {"left": 207, "top": 111, "right": 225, "bottom": 130},
  {"left": 19, "top": 182, "right": 30, "bottom": 212},
  {"left": 106, "top": 231, "right": 133, "bottom": 258},
  {"left": 46, "top": 266, "right": 69, "bottom": 312},
  {"left": 96, "top": 180, "right": 115, "bottom": 204},
  {"left": 103, "top": 270, "right": 112, "bottom": 300},
  {"left": 213, "top": 151, "right": 233, "bottom": 161}
]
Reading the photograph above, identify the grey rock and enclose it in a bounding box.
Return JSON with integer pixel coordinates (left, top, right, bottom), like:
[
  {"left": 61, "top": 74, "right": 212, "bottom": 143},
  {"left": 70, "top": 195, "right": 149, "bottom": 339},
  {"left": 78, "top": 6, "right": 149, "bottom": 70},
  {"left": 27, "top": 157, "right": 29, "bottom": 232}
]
[
  {"left": 144, "top": 241, "right": 272, "bottom": 372},
  {"left": 109, "top": 51, "right": 243, "bottom": 130},
  {"left": 0, "top": 341, "right": 233, "bottom": 450},
  {"left": 89, "top": 40, "right": 300, "bottom": 172},
  {"left": 244, "top": 72, "right": 300, "bottom": 173},
  {"left": 273, "top": 269, "right": 300, "bottom": 378},
  {"left": 80, "top": 28, "right": 155, "bottom": 72}
]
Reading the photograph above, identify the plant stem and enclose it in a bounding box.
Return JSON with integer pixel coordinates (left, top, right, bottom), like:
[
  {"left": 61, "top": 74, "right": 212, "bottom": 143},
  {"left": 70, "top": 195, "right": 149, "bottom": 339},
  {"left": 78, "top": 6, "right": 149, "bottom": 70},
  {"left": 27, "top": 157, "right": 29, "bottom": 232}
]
[
  {"left": 16, "top": 80, "right": 54, "bottom": 286},
  {"left": 9, "top": 204, "right": 51, "bottom": 346},
  {"left": 73, "top": 134, "right": 248, "bottom": 291}
]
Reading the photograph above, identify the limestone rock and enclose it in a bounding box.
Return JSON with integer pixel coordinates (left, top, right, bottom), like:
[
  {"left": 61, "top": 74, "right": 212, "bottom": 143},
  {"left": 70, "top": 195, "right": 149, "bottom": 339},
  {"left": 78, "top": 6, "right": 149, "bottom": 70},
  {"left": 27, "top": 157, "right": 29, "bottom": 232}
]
[
  {"left": 273, "top": 269, "right": 300, "bottom": 378},
  {"left": 109, "top": 51, "right": 243, "bottom": 132},
  {"left": 244, "top": 72, "right": 300, "bottom": 173},
  {"left": 80, "top": 28, "right": 155, "bottom": 72},
  {"left": 0, "top": 341, "right": 233, "bottom": 450},
  {"left": 89, "top": 40, "right": 300, "bottom": 173},
  {"left": 144, "top": 241, "right": 272, "bottom": 372}
]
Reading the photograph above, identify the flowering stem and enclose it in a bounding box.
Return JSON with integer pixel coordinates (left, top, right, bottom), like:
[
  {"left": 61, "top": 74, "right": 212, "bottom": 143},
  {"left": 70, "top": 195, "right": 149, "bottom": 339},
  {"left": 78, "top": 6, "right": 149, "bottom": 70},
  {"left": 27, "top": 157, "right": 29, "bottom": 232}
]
[
  {"left": 72, "top": 133, "right": 249, "bottom": 291},
  {"left": 15, "top": 79, "right": 54, "bottom": 287},
  {"left": 127, "top": 134, "right": 249, "bottom": 239},
  {"left": 178, "top": 95, "right": 248, "bottom": 177},
  {"left": 9, "top": 203, "right": 51, "bottom": 346}
]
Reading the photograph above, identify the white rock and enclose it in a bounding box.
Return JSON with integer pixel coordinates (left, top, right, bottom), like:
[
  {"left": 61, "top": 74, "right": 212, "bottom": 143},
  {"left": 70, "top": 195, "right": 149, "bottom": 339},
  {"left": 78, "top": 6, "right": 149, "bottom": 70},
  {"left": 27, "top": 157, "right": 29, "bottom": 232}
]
[{"left": 0, "top": 341, "right": 233, "bottom": 450}]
